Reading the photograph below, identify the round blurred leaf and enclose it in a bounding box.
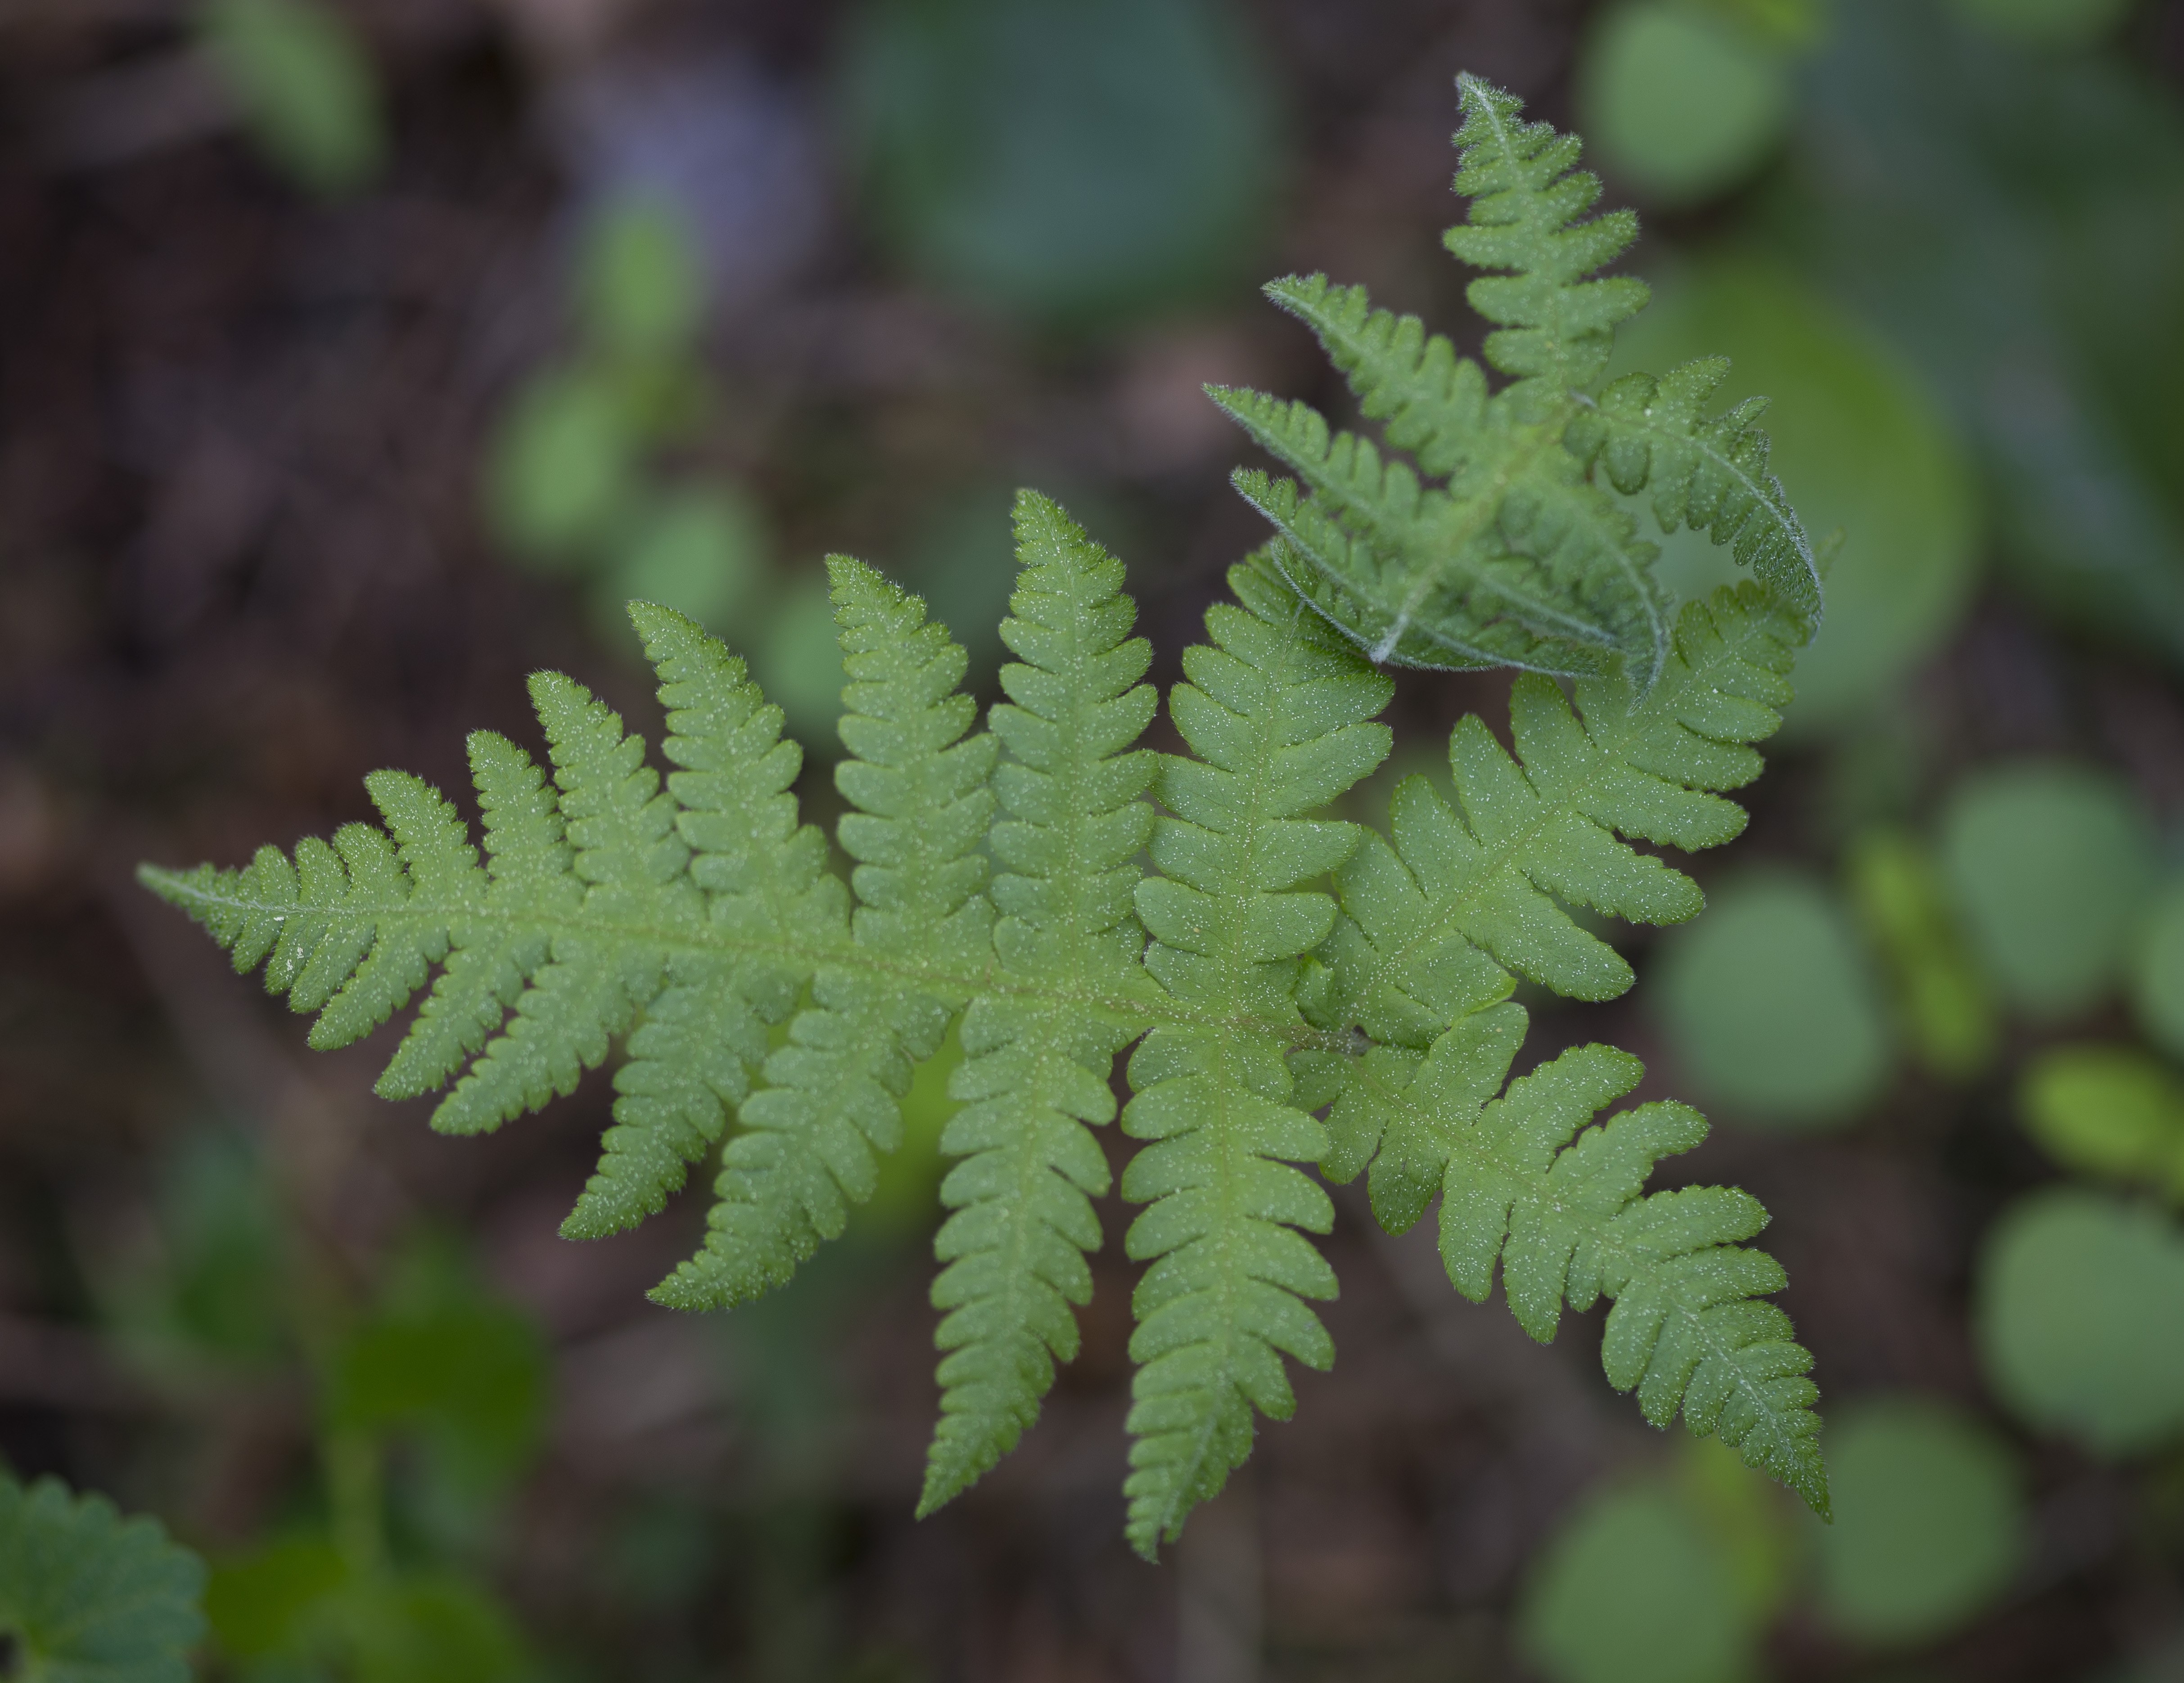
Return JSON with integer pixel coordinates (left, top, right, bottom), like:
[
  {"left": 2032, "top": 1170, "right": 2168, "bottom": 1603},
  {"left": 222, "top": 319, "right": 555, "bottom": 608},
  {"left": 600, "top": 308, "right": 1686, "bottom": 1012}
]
[
  {"left": 483, "top": 368, "right": 635, "bottom": 565},
  {"left": 1577, "top": 3, "right": 1792, "bottom": 207},
  {"left": 2131, "top": 877, "right": 2184, "bottom": 1061},
  {"left": 596, "top": 486, "right": 767, "bottom": 640},
  {"left": 751, "top": 572, "right": 846, "bottom": 752},
  {"left": 334, "top": 1572, "right": 529, "bottom": 1683},
  {"left": 839, "top": 0, "right": 1284, "bottom": 327},
  {"left": 1609, "top": 258, "right": 1981, "bottom": 738},
  {"left": 1810, "top": 1395, "right": 2025, "bottom": 1647},
  {"left": 1520, "top": 1482, "right": 1757, "bottom": 1683},
  {"left": 206, "top": 1534, "right": 346, "bottom": 1659},
  {"left": 1939, "top": 761, "right": 2156, "bottom": 1022},
  {"left": 2020, "top": 1044, "right": 2184, "bottom": 1198},
  {"left": 578, "top": 199, "right": 706, "bottom": 361},
  {"left": 104, "top": 1130, "right": 289, "bottom": 1370},
  {"left": 327, "top": 1251, "right": 549, "bottom": 1494},
  {"left": 1976, "top": 1188, "right": 2184, "bottom": 1456},
  {"left": 200, "top": 0, "right": 383, "bottom": 197},
  {"left": 1948, "top": 0, "right": 2134, "bottom": 45},
  {"left": 1654, "top": 870, "right": 1894, "bottom": 1128}
]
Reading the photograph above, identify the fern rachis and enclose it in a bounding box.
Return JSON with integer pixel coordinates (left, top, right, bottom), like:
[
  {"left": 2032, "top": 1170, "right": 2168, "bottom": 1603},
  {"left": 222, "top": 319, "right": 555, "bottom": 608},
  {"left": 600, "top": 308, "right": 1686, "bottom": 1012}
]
[{"left": 141, "top": 78, "right": 1832, "bottom": 1556}]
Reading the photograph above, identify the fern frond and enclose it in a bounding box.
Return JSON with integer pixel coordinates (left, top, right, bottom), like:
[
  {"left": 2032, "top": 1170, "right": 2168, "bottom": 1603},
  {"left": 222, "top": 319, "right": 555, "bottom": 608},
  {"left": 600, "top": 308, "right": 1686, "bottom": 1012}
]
[
  {"left": 919, "top": 492, "right": 1161, "bottom": 1516},
  {"left": 1119, "top": 559, "right": 1394, "bottom": 1560},
  {"left": 1331, "top": 1022, "right": 1828, "bottom": 1516},
  {"left": 654, "top": 558, "right": 996, "bottom": 1309},
  {"left": 136, "top": 69, "right": 1837, "bottom": 1547}
]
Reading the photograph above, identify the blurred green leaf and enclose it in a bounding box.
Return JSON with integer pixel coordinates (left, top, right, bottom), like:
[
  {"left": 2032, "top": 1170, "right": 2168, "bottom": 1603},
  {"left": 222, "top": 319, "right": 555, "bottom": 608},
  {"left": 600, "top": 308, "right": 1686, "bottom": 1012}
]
[
  {"left": 327, "top": 1244, "right": 548, "bottom": 1495},
  {"left": 200, "top": 0, "right": 384, "bottom": 197},
  {"left": 577, "top": 199, "right": 706, "bottom": 362},
  {"left": 1809, "top": 1395, "right": 2025, "bottom": 1647},
  {"left": 1653, "top": 869, "right": 1895, "bottom": 1128},
  {"left": 2132, "top": 878, "right": 2184, "bottom": 1062},
  {"left": 104, "top": 1129, "right": 290, "bottom": 1371},
  {"left": 838, "top": 0, "right": 1285, "bottom": 327},
  {"left": 1947, "top": 0, "right": 2134, "bottom": 45},
  {"left": 212, "top": 1548, "right": 530, "bottom": 1683},
  {"left": 1578, "top": 3, "right": 1794, "bottom": 207},
  {"left": 207, "top": 1535, "right": 347, "bottom": 1660},
  {"left": 484, "top": 368, "right": 637, "bottom": 566},
  {"left": 2020, "top": 1044, "right": 2184, "bottom": 1200},
  {"left": 1692, "top": 0, "right": 1828, "bottom": 46},
  {"left": 1520, "top": 1481, "right": 1759, "bottom": 1683},
  {"left": 594, "top": 485, "right": 768, "bottom": 641},
  {"left": 1609, "top": 256, "right": 1981, "bottom": 738},
  {"left": 1781, "top": 0, "right": 2184, "bottom": 665},
  {"left": 1675, "top": 1436, "right": 1797, "bottom": 1623},
  {"left": 1939, "top": 761, "right": 2155, "bottom": 1022},
  {"left": 331, "top": 1572, "right": 529, "bottom": 1683},
  {"left": 0, "top": 1472, "right": 207, "bottom": 1683},
  {"left": 750, "top": 571, "right": 848, "bottom": 752},
  {"left": 1846, "top": 828, "right": 1998, "bottom": 1080},
  {"left": 1976, "top": 1188, "right": 2184, "bottom": 1456}
]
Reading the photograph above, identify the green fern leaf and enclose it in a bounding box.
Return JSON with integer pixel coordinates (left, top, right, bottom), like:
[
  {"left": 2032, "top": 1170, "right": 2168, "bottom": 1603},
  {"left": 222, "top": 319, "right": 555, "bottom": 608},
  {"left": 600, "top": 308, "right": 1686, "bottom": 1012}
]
[
  {"left": 1119, "top": 558, "right": 1394, "bottom": 1560},
  {"left": 919, "top": 492, "right": 1162, "bottom": 1515},
  {"left": 655, "top": 557, "right": 996, "bottom": 1309},
  {"left": 1339, "top": 1024, "right": 1828, "bottom": 1515},
  {"left": 0, "top": 1472, "right": 207, "bottom": 1683},
  {"left": 133, "top": 75, "right": 1837, "bottom": 1545}
]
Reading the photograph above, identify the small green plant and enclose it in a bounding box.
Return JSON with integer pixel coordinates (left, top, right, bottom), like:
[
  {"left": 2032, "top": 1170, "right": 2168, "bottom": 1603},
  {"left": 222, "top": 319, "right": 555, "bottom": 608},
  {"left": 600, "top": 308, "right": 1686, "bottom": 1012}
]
[
  {"left": 199, "top": 0, "right": 384, "bottom": 196},
  {"left": 485, "top": 199, "right": 772, "bottom": 646},
  {"left": 139, "top": 78, "right": 1830, "bottom": 1557}
]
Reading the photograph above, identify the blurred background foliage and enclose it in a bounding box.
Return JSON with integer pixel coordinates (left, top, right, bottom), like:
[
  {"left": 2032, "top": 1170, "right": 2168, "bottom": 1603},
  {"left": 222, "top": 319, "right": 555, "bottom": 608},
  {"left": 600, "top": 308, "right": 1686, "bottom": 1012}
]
[{"left": 13, "top": 0, "right": 2184, "bottom": 1678}]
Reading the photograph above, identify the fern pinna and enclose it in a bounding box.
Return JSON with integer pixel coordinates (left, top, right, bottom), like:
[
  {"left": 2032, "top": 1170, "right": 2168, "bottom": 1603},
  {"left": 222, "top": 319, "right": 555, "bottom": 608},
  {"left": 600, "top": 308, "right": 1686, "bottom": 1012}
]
[{"left": 141, "top": 77, "right": 1828, "bottom": 1556}]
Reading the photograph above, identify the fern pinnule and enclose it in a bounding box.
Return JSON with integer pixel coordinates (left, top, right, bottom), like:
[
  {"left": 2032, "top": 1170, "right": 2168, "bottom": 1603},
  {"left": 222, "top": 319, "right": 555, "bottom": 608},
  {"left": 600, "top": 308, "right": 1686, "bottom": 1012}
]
[
  {"left": 1567, "top": 357, "right": 1821, "bottom": 628},
  {"left": 653, "top": 558, "right": 995, "bottom": 1310},
  {"left": 920, "top": 490, "right": 1160, "bottom": 1516},
  {"left": 564, "top": 603, "right": 835, "bottom": 1239},
  {"left": 1444, "top": 71, "right": 1649, "bottom": 402},
  {"left": 1331, "top": 1022, "right": 1828, "bottom": 1513},
  {"left": 1118, "top": 558, "right": 1394, "bottom": 1560},
  {"left": 1318, "top": 581, "right": 1801, "bottom": 1076}
]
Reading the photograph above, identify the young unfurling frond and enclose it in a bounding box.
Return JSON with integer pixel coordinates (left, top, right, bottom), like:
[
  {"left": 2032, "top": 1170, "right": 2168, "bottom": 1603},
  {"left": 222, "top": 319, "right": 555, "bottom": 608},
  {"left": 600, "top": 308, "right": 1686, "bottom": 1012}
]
[{"left": 1211, "top": 76, "right": 1817, "bottom": 696}]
